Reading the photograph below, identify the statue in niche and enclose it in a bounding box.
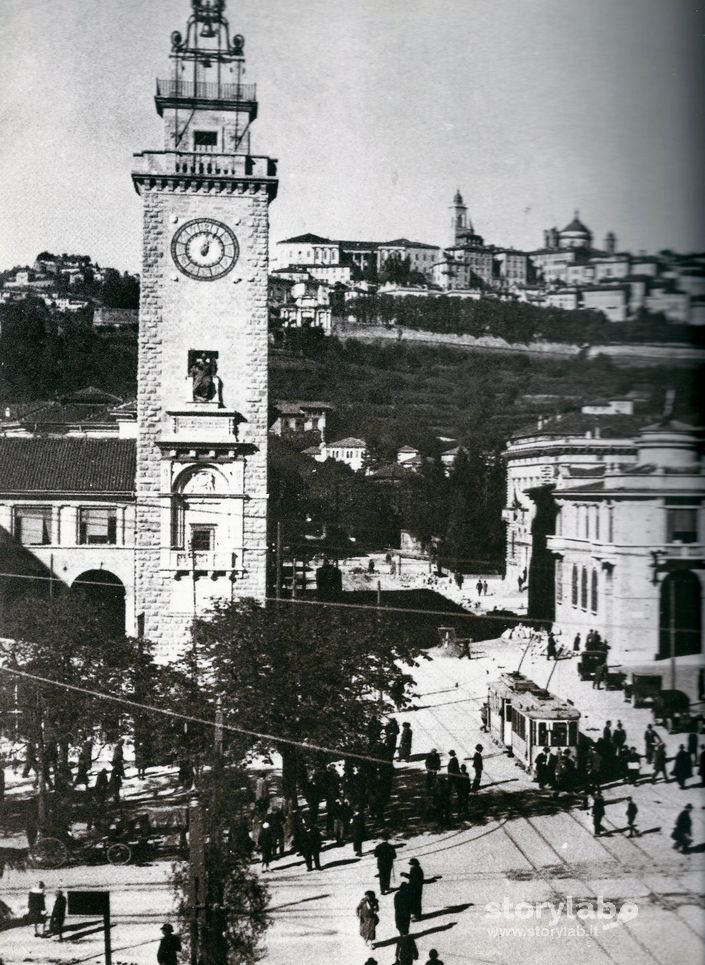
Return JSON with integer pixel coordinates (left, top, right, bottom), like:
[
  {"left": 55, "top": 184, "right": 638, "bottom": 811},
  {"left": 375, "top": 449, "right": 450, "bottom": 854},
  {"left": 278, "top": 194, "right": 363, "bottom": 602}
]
[{"left": 187, "top": 350, "right": 224, "bottom": 407}]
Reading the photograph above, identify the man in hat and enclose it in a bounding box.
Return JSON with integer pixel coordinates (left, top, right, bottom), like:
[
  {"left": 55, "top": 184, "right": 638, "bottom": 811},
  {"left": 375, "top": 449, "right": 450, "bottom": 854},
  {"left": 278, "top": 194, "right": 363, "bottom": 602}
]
[
  {"left": 672, "top": 803, "right": 693, "bottom": 853},
  {"left": 472, "top": 745, "right": 484, "bottom": 791},
  {"left": 157, "top": 923, "right": 181, "bottom": 965},
  {"left": 374, "top": 831, "right": 397, "bottom": 894}
]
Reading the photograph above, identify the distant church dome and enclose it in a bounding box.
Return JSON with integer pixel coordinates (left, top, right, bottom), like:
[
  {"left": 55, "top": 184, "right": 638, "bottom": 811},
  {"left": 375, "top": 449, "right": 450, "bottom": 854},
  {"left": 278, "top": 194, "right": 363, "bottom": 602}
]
[{"left": 558, "top": 210, "right": 592, "bottom": 249}]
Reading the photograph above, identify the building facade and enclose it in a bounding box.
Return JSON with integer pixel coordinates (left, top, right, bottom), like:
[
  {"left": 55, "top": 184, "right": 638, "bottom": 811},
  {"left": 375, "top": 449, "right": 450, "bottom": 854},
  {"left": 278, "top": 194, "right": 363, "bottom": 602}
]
[{"left": 549, "top": 423, "right": 704, "bottom": 663}]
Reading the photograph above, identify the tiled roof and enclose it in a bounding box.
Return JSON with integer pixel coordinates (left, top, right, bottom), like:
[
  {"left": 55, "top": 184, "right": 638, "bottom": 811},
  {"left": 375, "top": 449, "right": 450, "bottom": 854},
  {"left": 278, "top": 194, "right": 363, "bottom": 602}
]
[
  {"left": 0, "top": 438, "right": 136, "bottom": 493},
  {"left": 380, "top": 239, "right": 440, "bottom": 250},
  {"left": 10, "top": 401, "right": 119, "bottom": 426},
  {"left": 327, "top": 437, "right": 367, "bottom": 448},
  {"left": 278, "top": 233, "right": 334, "bottom": 244}
]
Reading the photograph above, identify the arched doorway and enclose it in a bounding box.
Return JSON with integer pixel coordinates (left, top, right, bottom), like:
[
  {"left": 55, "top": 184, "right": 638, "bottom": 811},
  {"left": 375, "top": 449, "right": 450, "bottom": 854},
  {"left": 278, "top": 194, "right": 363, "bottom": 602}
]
[
  {"left": 659, "top": 570, "right": 702, "bottom": 659},
  {"left": 71, "top": 570, "right": 126, "bottom": 637}
]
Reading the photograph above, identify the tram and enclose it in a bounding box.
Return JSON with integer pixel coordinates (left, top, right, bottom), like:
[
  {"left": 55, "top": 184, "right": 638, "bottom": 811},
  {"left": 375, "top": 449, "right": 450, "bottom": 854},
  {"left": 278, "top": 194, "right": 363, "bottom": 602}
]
[{"left": 488, "top": 673, "right": 580, "bottom": 771}]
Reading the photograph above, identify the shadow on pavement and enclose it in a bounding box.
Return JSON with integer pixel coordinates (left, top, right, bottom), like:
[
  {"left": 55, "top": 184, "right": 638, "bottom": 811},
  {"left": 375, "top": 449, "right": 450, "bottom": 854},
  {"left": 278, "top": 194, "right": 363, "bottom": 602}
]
[
  {"left": 417, "top": 902, "right": 472, "bottom": 921},
  {"left": 373, "top": 920, "right": 457, "bottom": 948}
]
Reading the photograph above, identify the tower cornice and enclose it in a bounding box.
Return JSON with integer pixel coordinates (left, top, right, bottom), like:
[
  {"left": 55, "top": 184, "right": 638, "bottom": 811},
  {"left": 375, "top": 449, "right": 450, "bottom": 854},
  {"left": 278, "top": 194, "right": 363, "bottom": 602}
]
[{"left": 131, "top": 150, "right": 278, "bottom": 200}]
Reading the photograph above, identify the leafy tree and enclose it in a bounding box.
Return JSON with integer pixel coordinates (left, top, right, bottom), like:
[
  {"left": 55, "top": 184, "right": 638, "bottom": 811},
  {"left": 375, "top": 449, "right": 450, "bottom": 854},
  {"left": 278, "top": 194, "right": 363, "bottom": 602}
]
[{"left": 190, "top": 599, "right": 419, "bottom": 802}]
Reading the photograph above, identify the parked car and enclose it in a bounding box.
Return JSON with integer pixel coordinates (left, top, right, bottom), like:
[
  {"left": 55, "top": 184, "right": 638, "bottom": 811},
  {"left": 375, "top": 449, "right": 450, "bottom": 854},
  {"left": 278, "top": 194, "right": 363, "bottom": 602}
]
[
  {"left": 652, "top": 689, "right": 691, "bottom": 730},
  {"left": 624, "top": 673, "right": 662, "bottom": 708}
]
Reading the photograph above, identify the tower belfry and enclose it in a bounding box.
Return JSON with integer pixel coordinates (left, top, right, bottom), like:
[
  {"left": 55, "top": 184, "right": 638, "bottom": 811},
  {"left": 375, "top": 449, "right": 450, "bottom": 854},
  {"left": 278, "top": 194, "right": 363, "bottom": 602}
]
[{"left": 132, "top": 0, "right": 277, "bottom": 657}]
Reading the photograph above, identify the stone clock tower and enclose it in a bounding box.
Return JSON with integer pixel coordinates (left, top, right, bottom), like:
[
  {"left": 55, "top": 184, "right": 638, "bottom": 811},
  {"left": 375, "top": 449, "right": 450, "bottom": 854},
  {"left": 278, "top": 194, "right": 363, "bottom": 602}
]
[{"left": 132, "top": 0, "right": 277, "bottom": 656}]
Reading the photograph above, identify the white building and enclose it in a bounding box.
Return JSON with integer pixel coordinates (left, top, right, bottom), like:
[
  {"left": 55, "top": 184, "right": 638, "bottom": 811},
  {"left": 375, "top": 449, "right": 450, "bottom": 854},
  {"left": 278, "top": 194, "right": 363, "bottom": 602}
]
[
  {"left": 548, "top": 422, "right": 704, "bottom": 663},
  {"left": 319, "top": 437, "right": 368, "bottom": 472}
]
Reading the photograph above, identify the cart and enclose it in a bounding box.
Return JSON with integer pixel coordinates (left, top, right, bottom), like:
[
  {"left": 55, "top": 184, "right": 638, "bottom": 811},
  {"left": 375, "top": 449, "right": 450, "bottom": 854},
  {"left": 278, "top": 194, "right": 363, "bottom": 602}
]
[
  {"left": 652, "top": 689, "right": 690, "bottom": 730},
  {"left": 624, "top": 672, "right": 662, "bottom": 708},
  {"left": 577, "top": 650, "right": 606, "bottom": 681}
]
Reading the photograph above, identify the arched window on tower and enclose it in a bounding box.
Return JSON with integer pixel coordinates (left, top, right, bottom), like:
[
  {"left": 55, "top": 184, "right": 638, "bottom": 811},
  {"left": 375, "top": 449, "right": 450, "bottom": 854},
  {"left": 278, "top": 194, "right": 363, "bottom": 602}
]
[
  {"left": 572, "top": 565, "right": 578, "bottom": 606},
  {"left": 580, "top": 567, "right": 588, "bottom": 610},
  {"left": 591, "top": 569, "right": 598, "bottom": 614}
]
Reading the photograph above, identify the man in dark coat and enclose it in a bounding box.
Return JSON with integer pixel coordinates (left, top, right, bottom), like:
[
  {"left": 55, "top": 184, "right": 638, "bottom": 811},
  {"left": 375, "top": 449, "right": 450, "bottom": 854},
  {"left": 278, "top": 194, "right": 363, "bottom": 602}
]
[
  {"left": 673, "top": 744, "right": 693, "bottom": 789},
  {"left": 447, "top": 749, "right": 460, "bottom": 800},
  {"left": 652, "top": 742, "right": 669, "bottom": 783},
  {"left": 401, "top": 857, "right": 424, "bottom": 919},
  {"left": 398, "top": 722, "right": 413, "bottom": 762},
  {"left": 385, "top": 718, "right": 400, "bottom": 756},
  {"left": 395, "top": 933, "right": 419, "bottom": 964},
  {"left": 425, "top": 749, "right": 441, "bottom": 790},
  {"left": 27, "top": 881, "right": 46, "bottom": 936},
  {"left": 374, "top": 832, "right": 397, "bottom": 894},
  {"left": 49, "top": 889, "right": 66, "bottom": 941},
  {"left": 305, "top": 823, "right": 322, "bottom": 871},
  {"left": 456, "top": 765, "right": 470, "bottom": 817},
  {"left": 546, "top": 633, "right": 557, "bottom": 660},
  {"left": 644, "top": 724, "right": 658, "bottom": 764},
  {"left": 472, "top": 745, "right": 484, "bottom": 791},
  {"left": 672, "top": 803, "right": 693, "bottom": 853},
  {"left": 351, "top": 808, "right": 366, "bottom": 857},
  {"left": 626, "top": 798, "right": 638, "bottom": 837},
  {"left": 157, "top": 924, "right": 181, "bottom": 965},
  {"left": 394, "top": 882, "right": 413, "bottom": 935},
  {"left": 592, "top": 791, "right": 606, "bottom": 835}
]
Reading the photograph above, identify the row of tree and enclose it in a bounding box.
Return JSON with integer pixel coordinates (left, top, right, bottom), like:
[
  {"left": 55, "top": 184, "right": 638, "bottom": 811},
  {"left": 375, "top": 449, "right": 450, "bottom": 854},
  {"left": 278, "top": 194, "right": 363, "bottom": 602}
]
[{"left": 346, "top": 291, "right": 698, "bottom": 345}]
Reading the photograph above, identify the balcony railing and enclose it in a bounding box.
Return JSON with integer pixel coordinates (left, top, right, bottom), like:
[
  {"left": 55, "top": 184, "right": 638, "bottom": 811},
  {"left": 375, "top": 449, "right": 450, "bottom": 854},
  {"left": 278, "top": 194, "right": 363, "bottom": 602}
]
[
  {"left": 165, "top": 549, "right": 238, "bottom": 574},
  {"left": 156, "top": 78, "right": 256, "bottom": 103},
  {"left": 132, "top": 151, "right": 277, "bottom": 180}
]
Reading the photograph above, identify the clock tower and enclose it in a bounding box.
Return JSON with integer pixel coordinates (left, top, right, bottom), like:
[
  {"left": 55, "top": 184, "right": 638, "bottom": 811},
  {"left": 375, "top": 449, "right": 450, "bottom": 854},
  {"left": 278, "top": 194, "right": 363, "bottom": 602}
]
[{"left": 132, "top": 0, "right": 277, "bottom": 657}]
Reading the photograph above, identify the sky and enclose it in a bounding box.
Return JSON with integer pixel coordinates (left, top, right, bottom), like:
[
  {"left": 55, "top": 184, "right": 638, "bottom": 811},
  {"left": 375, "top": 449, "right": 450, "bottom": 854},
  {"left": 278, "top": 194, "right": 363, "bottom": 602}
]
[{"left": 0, "top": 0, "right": 703, "bottom": 273}]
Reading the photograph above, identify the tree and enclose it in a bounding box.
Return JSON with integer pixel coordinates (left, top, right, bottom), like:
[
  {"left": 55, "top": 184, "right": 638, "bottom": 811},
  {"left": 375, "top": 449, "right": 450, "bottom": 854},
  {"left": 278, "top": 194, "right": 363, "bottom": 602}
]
[
  {"left": 0, "top": 594, "right": 157, "bottom": 827},
  {"left": 190, "top": 599, "right": 420, "bottom": 802}
]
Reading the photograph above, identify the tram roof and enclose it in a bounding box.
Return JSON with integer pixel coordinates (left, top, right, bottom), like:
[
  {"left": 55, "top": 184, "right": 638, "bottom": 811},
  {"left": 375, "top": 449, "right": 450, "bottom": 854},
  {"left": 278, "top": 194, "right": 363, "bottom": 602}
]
[{"left": 489, "top": 673, "right": 580, "bottom": 720}]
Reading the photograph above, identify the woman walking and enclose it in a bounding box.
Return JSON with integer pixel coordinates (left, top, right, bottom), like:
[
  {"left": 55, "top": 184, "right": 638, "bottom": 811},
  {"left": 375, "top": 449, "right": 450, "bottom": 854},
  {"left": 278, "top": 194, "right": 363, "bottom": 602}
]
[{"left": 357, "top": 890, "right": 379, "bottom": 946}]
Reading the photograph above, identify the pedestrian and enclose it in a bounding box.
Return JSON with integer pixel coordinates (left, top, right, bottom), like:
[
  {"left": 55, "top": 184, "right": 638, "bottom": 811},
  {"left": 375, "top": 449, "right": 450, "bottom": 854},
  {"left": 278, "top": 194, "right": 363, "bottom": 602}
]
[
  {"left": 398, "top": 722, "right": 413, "bottom": 762},
  {"left": 332, "top": 796, "right": 351, "bottom": 845},
  {"left": 424, "top": 748, "right": 441, "bottom": 790},
  {"left": 592, "top": 791, "right": 606, "bottom": 835},
  {"left": 157, "top": 923, "right": 181, "bottom": 965},
  {"left": 111, "top": 739, "right": 125, "bottom": 780},
  {"left": 593, "top": 662, "right": 606, "bottom": 690},
  {"left": 546, "top": 632, "right": 557, "bottom": 660},
  {"left": 135, "top": 737, "right": 149, "bottom": 780},
  {"left": 687, "top": 729, "right": 698, "bottom": 765},
  {"left": 626, "top": 747, "right": 641, "bottom": 785},
  {"left": 424, "top": 952, "right": 444, "bottom": 965},
  {"left": 652, "top": 742, "right": 669, "bottom": 784},
  {"left": 644, "top": 724, "right": 658, "bottom": 765},
  {"left": 626, "top": 798, "right": 638, "bottom": 837},
  {"left": 447, "top": 749, "right": 460, "bottom": 789},
  {"left": 109, "top": 767, "right": 122, "bottom": 803},
  {"left": 472, "top": 744, "right": 484, "bottom": 791},
  {"left": 483, "top": 580, "right": 488, "bottom": 595},
  {"left": 394, "top": 881, "right": 413, "bottom": 935},
  {"left": 457, "top": 765, "right": 470, "bottom": 817},
  {"left": 480, "top": 701, "right": 488, "bottom": 731},
  {"left": 395, "top": 933, "right": 419, "bottom": 964},
  {"left": 476, "top": 579, "right": 483, "bottom": 597},
  {"left": 260, "top": 820, "right": 273, "bottom": 871},
  {"left": 49, "top": 889, "right": 66, "bottom": 941},
  {"left": 535, "top": 746, "right": 550, "bottom": 789},
  {"left": 255, "top": 775, "right": 270, "bottom": 813},
  {"left": 374, "top": 832, "right": 397, "bottom": 894},
  {"left": 306, "top": 823, "right": 322, "bottom": 871},
  {"left": 94, "top": 768, "right": 109, "bottom": 804},
  {"left": 672, "top": 745, "right": 692, "bottom": 789},
  {"left": 671, "top": 803, "right": 693, "bottom": 853},
  {"left": 573, "top": 633, "right": 581, "bottom": 653},
  {"left": 385, "top": 717, "right": 400, "bottom": 756},
  {"left": 699, "top": 745, "right": 705, "bottom": 786},
  {"left": 613, "top": 721, "right": 627, "bottom": 750},
  {"left": 356, "top": 890, "right": 379, "bottom": 945},
  {"left": 586, "top": 629, "right": 595, "bottom": 648},
  {"left": 603, "top": 720, "right": 612, "bottom": 743},
  {"left": 401, "top": 857, "right": 424, "bottom": 920},
  {"left": 433, "top": 773, "right": 451, "bottom": 825},
  {"left": 73, "top": 749, "right": 90, "bottom": 789},
  {"left": 27, "top": 881, "right": 46, "bottom": 937}
]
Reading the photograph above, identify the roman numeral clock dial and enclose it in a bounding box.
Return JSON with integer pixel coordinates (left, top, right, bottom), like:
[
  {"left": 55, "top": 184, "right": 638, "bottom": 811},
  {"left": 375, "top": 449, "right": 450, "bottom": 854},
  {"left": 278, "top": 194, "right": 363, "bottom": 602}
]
[{"left": 171, "top": 218, "right": 239, "bottom": 280}]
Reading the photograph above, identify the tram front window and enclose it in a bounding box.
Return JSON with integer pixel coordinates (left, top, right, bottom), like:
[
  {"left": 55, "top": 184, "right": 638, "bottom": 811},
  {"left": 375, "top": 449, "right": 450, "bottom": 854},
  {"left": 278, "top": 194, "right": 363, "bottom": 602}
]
[{"left": 551, "top": 722, "right": 568, "bottom": 746}]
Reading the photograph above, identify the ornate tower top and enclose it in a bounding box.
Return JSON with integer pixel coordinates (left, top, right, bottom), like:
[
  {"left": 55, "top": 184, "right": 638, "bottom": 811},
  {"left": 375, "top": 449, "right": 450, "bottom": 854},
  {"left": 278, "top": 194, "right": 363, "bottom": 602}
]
[{"left": 169, "top": 1, "right": 245, "bottom": 65}]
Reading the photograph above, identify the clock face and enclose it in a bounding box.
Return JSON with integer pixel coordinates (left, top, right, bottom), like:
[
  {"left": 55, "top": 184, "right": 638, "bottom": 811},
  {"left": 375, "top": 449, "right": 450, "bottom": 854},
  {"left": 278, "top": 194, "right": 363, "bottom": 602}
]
[{"left": 171, "top": 218, "right": 239, "bottom": 280}]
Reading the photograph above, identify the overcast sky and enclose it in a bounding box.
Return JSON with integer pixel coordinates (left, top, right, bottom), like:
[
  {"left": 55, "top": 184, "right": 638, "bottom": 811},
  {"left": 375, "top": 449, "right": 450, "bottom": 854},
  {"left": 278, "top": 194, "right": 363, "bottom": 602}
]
[{"left": 1, "top": 0, "right": 703, "bottom": 272}]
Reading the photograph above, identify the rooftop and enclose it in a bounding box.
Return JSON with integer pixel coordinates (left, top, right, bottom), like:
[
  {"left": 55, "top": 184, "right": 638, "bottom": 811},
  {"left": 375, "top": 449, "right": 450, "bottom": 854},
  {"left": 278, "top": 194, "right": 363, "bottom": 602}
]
[{"left": 0, "top": 438, "right": 136, "bottom": 494}]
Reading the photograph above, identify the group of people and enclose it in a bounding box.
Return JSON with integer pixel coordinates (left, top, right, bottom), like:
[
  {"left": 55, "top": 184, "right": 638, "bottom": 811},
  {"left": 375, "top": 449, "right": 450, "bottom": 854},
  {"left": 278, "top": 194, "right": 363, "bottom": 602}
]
[
  {"left": 26, "top": 882, "right": 66, "bottom": 941},
  {"left": 422, "top": 745, "right": 484, "bottom": 824},
  {"left": 358, "top": 836, "right": 437, "bottom": 964}
]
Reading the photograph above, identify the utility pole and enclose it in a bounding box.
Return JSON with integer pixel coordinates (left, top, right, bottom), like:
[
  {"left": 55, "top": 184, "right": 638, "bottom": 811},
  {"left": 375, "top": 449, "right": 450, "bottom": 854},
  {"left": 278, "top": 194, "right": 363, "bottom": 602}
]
[
  {"left": 188, "top": 794, "right": 206, "bottom": 965},
  {"left": 669, "top": 576, "right": 676, "bottom": 691},
  {"left": 275, "top": 522, "right": 283, "bottom": 602}
]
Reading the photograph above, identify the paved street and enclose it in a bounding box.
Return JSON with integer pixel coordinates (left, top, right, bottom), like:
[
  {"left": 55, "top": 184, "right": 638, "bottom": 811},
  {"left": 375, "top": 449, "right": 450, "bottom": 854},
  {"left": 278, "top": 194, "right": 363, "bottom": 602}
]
[{"left": 0, "top": 636, "right": 702, "bottom": 965}]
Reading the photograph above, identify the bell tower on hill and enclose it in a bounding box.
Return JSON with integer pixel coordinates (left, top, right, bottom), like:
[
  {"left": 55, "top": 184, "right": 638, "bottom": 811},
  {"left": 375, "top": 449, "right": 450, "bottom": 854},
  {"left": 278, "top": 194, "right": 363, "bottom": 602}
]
[{"left": 132, "top": 0, "right": 277, "bottom": 657}]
